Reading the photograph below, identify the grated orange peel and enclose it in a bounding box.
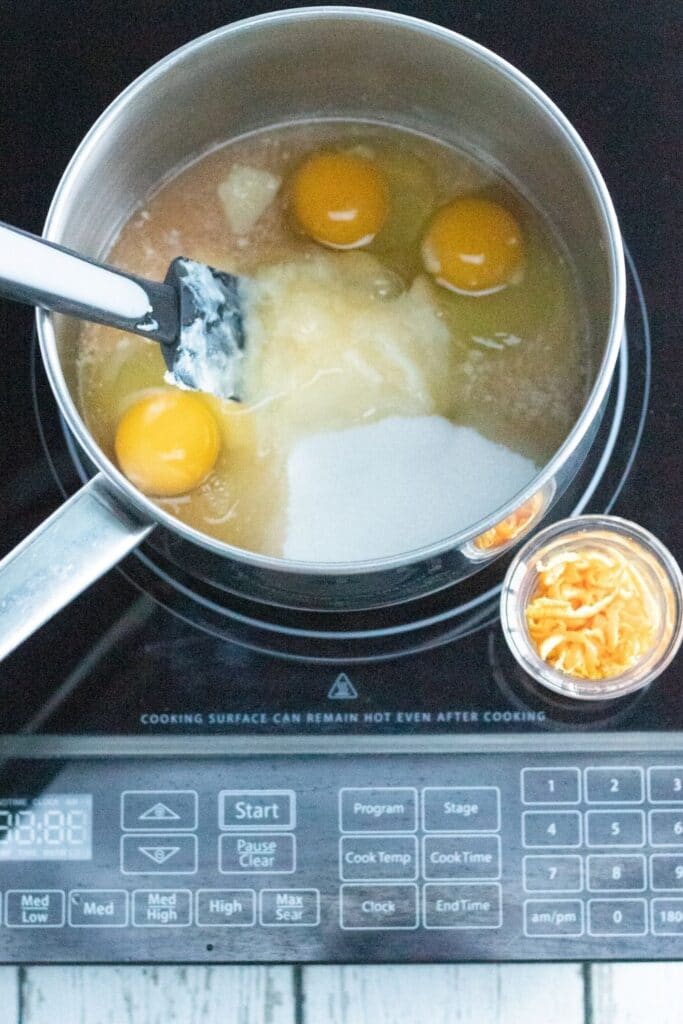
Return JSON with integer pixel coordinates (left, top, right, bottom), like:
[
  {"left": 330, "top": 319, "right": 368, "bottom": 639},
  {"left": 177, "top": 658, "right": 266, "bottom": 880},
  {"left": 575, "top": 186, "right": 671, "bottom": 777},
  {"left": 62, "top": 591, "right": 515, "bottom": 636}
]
[
  {"left": 525, "top": 545, "right": 658, "bottom": 680},
  {"left": 474, "top": 492, "right": 544, "bottom": 551}
]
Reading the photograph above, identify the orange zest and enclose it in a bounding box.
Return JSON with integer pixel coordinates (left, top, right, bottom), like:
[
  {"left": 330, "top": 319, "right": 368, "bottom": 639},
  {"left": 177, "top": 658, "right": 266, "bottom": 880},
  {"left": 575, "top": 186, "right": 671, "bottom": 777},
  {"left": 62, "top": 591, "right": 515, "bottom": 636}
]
[
  {"left": 525, "top": 546, "right": 658, "bottom": 679},
  {"left": 474, "top": 493, "right": 543, "bottom": 551}
]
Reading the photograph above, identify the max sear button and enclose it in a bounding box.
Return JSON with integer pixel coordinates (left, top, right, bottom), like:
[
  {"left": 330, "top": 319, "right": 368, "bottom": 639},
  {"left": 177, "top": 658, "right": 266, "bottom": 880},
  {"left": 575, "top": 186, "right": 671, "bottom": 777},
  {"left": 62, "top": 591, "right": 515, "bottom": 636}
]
[
  {"left": 132, "top": 889, "right": 192, "bottom": 927},
  {"left": 587, "top": 855, "right": 646, "bottom": 892},
  {"left": 523, "top": 855, "right": 583, "bottom": 893},
  {"left": 260, "top": 889, "right": 320, "bottom": 926},
  {"left": 219, "top": 790, "right": 295, "bottom": 831},
  {"left": 648, "top": 767, "right": 683, "bottom": 803},
  {"left": 649, "top": 810, "right": 683, "bottom": 847},
  {"left": 69, "top": 890, "right": 128, "bottom": 927},
  {"left": 524, "top": 899, "right": 584, "bottom": 937},
  {"left": 588, "top": 898, "right": 647, "bottom": 936},
  {"left": 341, "top": 884, "right": 418, "bottom": 930},
  {"left": 340, "top": 788, "right": 417, "bottom": 833},
  {"left": 652, "top": 898, "right": 683, "bottom": 935},
  {"left": 423, "top": 788, "right": 500, "bottom": 833},
  {"left": 585, "top": 767, "right": 644, "bottom": 804},
  {"left": 651, "top": 854, "right": 683, "bottom": 891},
  {"left": 121, "top": 833, "right": 197, "bottom": 874},
  {"left": 219, "top": 833, "right": 295, "bottom": 874},
  {"left": 522, "top": 811, "right": 581, "bottom": 848},
  {"left": 340, "top": 836, "right": 417, "bottom": 881},
  {"left": 196, "top": 889, "right": 256, "bottom": 926},
  {"left": 5, "top": 890, "right": 64, "bottom": 928},
  {"left": 424, "top": 883, "right": 502, "bottom": 929},
  {"left": 521, "top": 768, "right": 580, "bottom": 805},
  {"left": 585, "top": 811, "right": 645, "bottom": 847},
  {"left": 423, "top": 835, "right": 501, "bottom": 881},
  {"left": 121, "top": 790, "right": 197, "bottom": 831}
]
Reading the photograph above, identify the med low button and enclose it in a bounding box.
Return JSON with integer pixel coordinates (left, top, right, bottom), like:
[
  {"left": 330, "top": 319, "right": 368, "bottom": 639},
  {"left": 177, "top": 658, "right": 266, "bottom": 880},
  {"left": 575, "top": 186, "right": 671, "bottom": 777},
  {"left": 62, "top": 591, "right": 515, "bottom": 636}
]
[
  {"left": 521, "top": 768, "right": 580, "bottom": 805},
  {"left": 424, "top": 883, "right": 501, "bottom": 929},
  {"left": 339, "top": 788, "right": 417, "bottom": 833},
  {"left": 423, "top": 835, "right": 500, "bottom": 881},
  {"left": 260, "top": 889, "right": 320, "bottom": 926},
  {"left": 5, "top": 890, "right": 64, "bottom": 928},
  {"left": 422, "top": 788, "right": 500, "bottom": 833},
  {"left": 524, "top": 899, "right": 584, "bottom": 937},
  {"left": 220, "top": 790, "right": 295, "bottom": 830},
  {"left": 340, "top": 836, "right": 417, "bottom": 881},
  {"left": 69, "top": 890, "right": 128, "bottom": 927},
  {"left": 585, "top": 767, "right": 644, "bottom": 804},
  {"left": 219, "top": 833, "right": 295, "bottom": 874},
  {"left": 340, "top": 884, "right": 418, "bottom": 930}
]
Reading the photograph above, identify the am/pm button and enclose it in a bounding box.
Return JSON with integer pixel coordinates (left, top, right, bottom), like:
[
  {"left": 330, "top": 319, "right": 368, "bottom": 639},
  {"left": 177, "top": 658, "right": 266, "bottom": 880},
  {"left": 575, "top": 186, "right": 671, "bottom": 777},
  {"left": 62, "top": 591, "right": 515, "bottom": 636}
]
[
  {"left": 220, "top": 791, "right": 295, "bottom": 831},
  {"left": 423, "top": 788, "right": 500, "bottom": 833}
]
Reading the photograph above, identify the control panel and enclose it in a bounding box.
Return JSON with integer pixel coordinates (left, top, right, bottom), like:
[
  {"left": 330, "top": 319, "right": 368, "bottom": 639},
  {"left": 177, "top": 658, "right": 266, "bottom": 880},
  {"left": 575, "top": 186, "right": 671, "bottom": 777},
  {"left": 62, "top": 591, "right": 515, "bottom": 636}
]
[{"left": 1, "top": 754, "right": 682, "bottom": 962}]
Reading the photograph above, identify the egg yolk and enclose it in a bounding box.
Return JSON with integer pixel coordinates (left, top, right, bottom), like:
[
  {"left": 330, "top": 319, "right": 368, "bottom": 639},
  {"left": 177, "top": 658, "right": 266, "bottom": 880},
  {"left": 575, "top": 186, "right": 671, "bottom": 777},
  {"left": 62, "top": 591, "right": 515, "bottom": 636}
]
[
  {"left": 292, "top": 150, "right": 388, "bottom": 249},
  {"left": 422, "top": 197, "right": 523, "bottom": 294},
  {"left": 115, "top": 390, "right": 220, "bottom": 497}
]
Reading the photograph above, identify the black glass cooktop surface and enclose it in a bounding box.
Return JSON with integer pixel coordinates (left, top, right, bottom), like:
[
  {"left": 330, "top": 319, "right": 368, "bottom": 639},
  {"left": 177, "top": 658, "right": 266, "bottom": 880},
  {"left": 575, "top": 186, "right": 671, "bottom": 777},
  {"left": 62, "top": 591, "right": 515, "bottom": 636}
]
[{"left": 0, "top": 1, "right": 680, "bottom": 741}]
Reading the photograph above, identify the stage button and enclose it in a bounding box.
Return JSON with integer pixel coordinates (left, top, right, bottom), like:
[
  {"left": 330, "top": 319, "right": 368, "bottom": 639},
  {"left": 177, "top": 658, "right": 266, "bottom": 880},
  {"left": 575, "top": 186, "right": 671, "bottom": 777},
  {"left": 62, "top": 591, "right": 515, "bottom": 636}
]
[{"left": 423, "top": 788, "right": 500, "bottom": 833}]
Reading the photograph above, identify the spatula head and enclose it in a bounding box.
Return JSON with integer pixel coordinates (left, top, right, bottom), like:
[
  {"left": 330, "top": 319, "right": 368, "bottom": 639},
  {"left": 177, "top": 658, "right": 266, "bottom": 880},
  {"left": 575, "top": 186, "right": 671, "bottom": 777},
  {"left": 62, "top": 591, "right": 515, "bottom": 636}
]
[{"left": 163, "top": 257, "right": 246, "bottom": 401}]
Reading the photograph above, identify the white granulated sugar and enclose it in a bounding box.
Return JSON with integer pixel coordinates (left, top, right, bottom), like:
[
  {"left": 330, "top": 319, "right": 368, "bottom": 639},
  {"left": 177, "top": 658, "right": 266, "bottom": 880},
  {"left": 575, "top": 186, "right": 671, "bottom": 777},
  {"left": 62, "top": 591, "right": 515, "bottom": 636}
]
[{"left": 283, "top": 415, "right": 538, "bottom": 562}]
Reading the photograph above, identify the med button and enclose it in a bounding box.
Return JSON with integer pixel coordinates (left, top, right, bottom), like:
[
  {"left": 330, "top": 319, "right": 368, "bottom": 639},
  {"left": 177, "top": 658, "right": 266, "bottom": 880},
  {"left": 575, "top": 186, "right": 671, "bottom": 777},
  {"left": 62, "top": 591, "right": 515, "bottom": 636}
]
[
  {"left": 423, "top": 788, "right": 500, "bottom": 833},
  {"left": 69, "top": 890, "right": 128, "bottom": 927},
  {"left": 220, "top": 790, "right": 295, "bottom": 830},
  {"left": 340, "top": 788, "right": 417, "bottom": 833}
]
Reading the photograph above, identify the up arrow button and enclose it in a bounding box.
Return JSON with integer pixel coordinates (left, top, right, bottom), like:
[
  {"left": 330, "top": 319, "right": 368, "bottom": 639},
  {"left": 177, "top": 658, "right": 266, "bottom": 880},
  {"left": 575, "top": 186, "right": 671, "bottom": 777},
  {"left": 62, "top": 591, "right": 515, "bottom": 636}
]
[{"left": 121, "top": 791, "right": 198, "bottom": 832}]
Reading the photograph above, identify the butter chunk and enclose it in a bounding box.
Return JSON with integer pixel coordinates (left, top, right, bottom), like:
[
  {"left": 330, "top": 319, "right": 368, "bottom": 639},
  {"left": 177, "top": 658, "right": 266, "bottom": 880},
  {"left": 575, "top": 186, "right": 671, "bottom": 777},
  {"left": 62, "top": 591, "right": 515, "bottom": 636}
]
[{"left": 218, "top": 165, "right": 282, "bottom": 235}]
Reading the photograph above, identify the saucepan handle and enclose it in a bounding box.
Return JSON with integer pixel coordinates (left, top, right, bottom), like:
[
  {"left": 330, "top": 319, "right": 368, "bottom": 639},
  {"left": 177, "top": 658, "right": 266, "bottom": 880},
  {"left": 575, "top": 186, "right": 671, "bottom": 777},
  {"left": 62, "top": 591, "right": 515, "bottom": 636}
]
[{"left": 0, "top": 474, "right": 153, "bottom": 661}]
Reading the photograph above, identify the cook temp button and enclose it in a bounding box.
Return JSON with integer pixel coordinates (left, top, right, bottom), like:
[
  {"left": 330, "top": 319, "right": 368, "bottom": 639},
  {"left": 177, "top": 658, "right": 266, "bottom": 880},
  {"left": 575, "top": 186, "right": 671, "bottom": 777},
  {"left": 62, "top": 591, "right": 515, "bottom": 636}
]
[
  {"left": 340, "top": 836, "right": 418, "bottom": 881},
  {"left": 219, "top": 833, "right": 295, "bottom": 874},
  {"left": 69, "top": 890, "right": 128, "bottom": 927},
  {"left": 260, "top": 889, "right": 320, "bottom": 926},
  {"left": 340, "top": 885, "right": 418, "bottom": 930},
  {"left": 422, "top": 788, "right": 500, "bottom": 832},
  {"left": 424, "top": 884, "right": 502, "bottom": 929}
]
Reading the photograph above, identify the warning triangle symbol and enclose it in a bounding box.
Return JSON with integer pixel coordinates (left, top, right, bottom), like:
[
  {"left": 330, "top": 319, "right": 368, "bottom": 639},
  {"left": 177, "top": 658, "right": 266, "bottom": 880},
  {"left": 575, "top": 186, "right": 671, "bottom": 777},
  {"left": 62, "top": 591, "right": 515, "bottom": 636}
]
[
  {"left": 328, "top": 673, "right": 358, "bottom": 700},
  {"left": 138, "top": 802, "right": 181, "bottom": 821}
]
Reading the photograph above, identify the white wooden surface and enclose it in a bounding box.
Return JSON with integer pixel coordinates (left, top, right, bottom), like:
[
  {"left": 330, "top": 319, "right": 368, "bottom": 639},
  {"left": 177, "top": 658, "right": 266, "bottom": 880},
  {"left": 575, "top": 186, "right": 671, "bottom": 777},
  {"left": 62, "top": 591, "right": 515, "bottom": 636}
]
[{"left": 0, "top": 964, "right": 681, "bottom": 1023}]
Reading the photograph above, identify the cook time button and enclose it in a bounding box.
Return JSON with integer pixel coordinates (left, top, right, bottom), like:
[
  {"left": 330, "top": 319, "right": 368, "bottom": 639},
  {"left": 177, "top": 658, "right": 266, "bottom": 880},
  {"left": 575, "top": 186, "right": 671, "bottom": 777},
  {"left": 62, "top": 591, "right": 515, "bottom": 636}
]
[
  {"left": 422, "top": 788, "right": 500, "bottom": 833},
  {"left": 220, "top": 790, "right": 295, "bottom": 830},
  {"left": 339, "top": 788, "right": 417, "bottom": 833}
]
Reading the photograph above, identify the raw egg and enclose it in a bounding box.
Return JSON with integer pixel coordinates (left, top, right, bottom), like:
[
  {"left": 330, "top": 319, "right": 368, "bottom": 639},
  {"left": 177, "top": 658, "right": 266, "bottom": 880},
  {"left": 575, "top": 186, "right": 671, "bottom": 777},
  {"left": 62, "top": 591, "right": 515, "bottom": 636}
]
[
  {"left": 115, "top": 390, "right": 220, "bottom": 497},
  {"left": 292, "top": 150, "right": 388, "bottom": 249},
  {"left": 422, "top": 197, "right": 523, "bottom": 294}
]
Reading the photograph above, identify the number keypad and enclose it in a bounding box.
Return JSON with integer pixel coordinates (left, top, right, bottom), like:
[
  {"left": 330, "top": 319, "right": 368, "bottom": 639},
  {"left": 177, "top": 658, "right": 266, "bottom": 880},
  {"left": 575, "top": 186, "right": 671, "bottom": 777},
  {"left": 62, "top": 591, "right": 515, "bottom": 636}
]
[{"left": 520, "top": 763, "right": 683, "bottom": 942}]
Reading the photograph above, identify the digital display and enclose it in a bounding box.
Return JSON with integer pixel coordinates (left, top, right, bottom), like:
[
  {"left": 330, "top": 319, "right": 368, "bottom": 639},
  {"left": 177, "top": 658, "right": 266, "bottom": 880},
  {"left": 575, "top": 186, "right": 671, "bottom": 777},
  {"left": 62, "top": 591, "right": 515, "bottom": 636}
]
[{"left": 0, "top": 794, "right": 92, "bottom": 861}]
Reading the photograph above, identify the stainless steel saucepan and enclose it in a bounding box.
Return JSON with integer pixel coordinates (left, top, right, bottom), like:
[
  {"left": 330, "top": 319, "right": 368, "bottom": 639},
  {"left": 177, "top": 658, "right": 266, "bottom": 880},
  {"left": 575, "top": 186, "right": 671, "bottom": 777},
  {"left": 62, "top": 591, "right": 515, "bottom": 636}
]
[{"left": 0, "top": 7, "right": 625, "bottom": 660}]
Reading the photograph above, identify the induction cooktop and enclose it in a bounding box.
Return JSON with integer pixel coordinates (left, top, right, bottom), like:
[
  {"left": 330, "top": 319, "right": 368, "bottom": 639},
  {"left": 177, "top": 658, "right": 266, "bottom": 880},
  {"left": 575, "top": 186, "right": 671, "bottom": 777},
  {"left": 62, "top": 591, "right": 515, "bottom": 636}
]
[{"left": 0, "top": 1, "right": 680, "bottom": 964}]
